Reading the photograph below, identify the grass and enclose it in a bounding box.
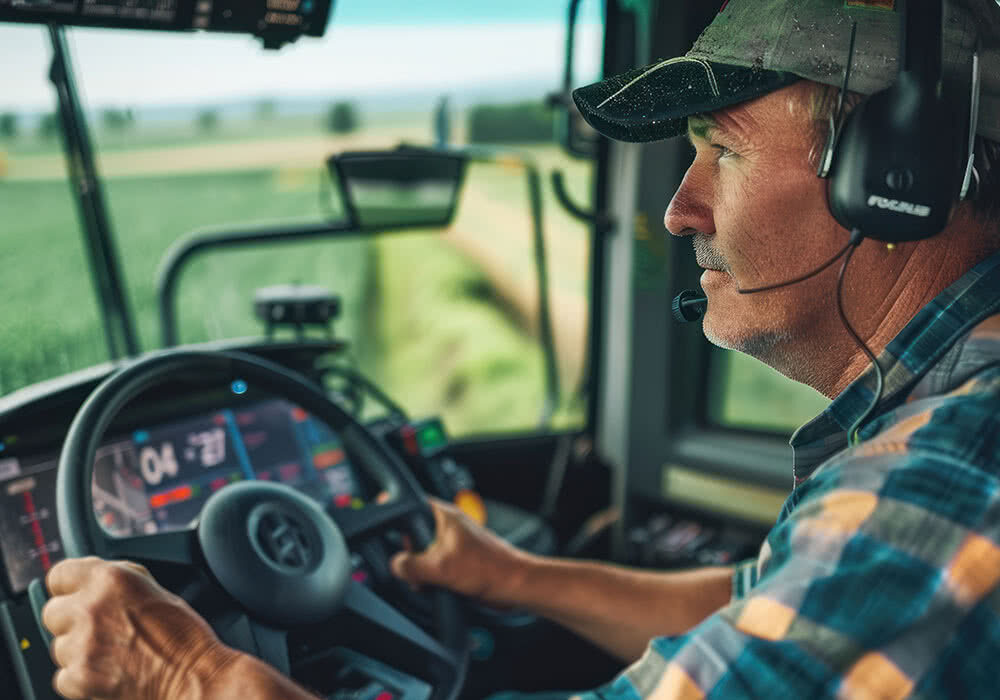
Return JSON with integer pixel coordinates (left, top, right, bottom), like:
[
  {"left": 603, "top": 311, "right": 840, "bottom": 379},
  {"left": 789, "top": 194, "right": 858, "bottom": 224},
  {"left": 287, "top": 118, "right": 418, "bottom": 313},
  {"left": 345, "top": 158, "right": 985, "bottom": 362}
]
[{"left": 0, "top": 136, "right": 592, "bottom": 435}]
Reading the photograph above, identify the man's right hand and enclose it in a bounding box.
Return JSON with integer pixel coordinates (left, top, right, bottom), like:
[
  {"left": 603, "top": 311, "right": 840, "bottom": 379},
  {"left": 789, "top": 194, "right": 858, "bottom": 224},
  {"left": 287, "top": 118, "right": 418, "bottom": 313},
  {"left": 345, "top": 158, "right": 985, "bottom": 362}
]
[
  {"left": 390, "top": 497, "right": 736, "bottom": 662},
  {"left": 389, "top": 497, "right": 530, "bottom": 607}
]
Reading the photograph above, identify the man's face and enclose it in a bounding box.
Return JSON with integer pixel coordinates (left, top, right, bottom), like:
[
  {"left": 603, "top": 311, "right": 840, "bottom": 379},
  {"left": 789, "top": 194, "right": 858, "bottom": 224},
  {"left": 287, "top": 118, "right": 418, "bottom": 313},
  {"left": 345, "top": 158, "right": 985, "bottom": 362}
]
[{"left": 664, "top": 81, "right": 850, "bottom": 364}]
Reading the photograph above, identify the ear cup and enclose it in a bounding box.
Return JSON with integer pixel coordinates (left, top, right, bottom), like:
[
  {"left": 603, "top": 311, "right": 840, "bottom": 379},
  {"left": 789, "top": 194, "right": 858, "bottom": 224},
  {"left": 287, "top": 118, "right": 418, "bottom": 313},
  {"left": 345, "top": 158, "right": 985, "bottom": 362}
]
[{"left": 826, "top": 72, "right": 967, "bottom": 243}]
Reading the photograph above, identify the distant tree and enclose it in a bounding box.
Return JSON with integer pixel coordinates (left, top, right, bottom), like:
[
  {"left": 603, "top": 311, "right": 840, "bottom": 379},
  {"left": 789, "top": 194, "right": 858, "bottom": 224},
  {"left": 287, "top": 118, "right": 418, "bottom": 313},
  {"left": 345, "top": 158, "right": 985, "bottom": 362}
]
[
  {"left": 255, "top": 99, "right": 277, "bottom": 121},
  {"left": 0, "top": 113, "right": 17, "bottom": 140},
  {"left": 197, "top": 109, "right": 219, "bottom": 132},
  {"left": 101, "top": 107, "right": 135, "bottom": 132},
  {"left": 467, "top": 101, "right": 553, "bottom": 144},
  {"left": 326, "top": 101, "right": 359, "bottom": 134},
  {"left": 38, "top": 113, "right": 60, "bottom": 140}
]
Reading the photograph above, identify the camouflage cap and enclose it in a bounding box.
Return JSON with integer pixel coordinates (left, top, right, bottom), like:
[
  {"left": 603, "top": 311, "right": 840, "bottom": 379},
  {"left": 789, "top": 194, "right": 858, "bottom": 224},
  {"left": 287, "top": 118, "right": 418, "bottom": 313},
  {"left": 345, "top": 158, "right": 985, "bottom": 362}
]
[{"left": 572, "top": 0, "right": 1000, "bottom": 142}]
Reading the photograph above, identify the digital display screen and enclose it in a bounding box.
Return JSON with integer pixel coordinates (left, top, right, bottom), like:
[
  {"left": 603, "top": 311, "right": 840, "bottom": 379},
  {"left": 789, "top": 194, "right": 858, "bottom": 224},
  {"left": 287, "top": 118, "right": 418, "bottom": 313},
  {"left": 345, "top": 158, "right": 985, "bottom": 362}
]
[
  {"left": 80, "top": 0, "right": 178, "bottom": 23},
  {"left": 0, "top": 458, "right": 65, "bottom": 598},
  {"left": 0, "top": 0, "right": 177, "bottom": 21},
  {"left": 0, "top": 398, "right": 370, "bottom": 594}
]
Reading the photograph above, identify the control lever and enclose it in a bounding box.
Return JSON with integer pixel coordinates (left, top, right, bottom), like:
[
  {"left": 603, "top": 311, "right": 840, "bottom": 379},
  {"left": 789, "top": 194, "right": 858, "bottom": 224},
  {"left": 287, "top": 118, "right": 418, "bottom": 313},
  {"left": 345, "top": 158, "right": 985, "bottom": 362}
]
[{"left": 27, "top": 578, "right": 53, "bottom": 650}]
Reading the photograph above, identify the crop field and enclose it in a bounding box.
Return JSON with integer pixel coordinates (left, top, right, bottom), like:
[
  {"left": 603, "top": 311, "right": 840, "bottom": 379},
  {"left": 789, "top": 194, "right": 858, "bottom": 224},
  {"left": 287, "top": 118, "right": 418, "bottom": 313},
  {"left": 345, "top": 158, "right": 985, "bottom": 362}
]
[{"left": 0, "top": 113, "right": 827, "bottom": 437}]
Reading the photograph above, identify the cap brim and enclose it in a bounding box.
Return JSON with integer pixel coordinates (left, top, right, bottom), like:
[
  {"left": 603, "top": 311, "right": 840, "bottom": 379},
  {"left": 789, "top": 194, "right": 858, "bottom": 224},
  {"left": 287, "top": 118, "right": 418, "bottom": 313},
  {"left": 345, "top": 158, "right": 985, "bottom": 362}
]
[{"left": 572, "top": 57, "right": 801, "bottom": 143}]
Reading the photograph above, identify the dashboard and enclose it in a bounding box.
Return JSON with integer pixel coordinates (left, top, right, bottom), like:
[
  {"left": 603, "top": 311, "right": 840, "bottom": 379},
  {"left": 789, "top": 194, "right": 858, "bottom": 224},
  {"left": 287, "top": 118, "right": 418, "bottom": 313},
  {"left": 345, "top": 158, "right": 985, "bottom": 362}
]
[{"left": 0, "top": 397, "right": 376, "bottom": 595}]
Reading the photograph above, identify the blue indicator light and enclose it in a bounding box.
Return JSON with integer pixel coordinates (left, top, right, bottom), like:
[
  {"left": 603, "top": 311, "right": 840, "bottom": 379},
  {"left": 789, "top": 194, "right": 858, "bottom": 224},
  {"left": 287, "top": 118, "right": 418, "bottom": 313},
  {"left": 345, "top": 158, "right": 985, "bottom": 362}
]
[
  {"left": 0, "top": 442, "right": 5, "bottom": 452},
  {"left": 231, "top": 379, "right": 248, "bottom": 395},
  {"left": 133, "top": 430, "right": 150, "bottom": 444},
  {"left": 303, "top": 0, "right": 314, "bottom": 11}
]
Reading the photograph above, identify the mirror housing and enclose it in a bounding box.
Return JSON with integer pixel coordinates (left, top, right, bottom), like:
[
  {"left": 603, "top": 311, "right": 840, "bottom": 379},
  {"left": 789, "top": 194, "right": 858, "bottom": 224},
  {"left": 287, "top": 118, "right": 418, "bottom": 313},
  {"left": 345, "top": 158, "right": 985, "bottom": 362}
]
[{"left": 328, "top": 148, "right": 468, "bottom": 231}]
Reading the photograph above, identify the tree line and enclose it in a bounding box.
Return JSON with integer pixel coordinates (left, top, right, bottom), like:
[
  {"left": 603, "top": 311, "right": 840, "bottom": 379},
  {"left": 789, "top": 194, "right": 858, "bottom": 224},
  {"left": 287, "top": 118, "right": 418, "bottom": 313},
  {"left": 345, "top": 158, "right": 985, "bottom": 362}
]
[{"left": 0, "top": 99, "right": 553, "bottom": 143}]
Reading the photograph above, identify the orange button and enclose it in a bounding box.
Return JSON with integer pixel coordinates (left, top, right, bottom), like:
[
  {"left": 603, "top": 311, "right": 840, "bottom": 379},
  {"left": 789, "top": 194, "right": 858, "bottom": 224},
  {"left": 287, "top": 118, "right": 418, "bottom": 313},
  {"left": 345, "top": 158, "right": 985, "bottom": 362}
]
[{"left": 454, "top": 489, "right": 487, "bottom": 525}]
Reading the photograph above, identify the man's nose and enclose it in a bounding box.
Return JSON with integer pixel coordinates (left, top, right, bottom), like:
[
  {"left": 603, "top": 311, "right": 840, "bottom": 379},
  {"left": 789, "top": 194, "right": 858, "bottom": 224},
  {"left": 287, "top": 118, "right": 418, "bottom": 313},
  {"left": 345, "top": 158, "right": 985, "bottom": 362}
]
[{"left": 664, "top": 168, "right": 714, "bottom": 238}]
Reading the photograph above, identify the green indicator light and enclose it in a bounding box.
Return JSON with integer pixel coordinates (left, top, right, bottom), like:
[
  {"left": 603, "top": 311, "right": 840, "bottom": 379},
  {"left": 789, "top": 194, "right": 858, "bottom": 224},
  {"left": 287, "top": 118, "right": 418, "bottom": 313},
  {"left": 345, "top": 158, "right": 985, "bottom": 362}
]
[
  {"left": 230, "top": 472, "right": 242, "bottom": 483},
  {"left": 191, "top": 485, "right": 201, "bottom": 497},
  {"left": 418, "top": 423, "right": 446, "bottom": 449}
]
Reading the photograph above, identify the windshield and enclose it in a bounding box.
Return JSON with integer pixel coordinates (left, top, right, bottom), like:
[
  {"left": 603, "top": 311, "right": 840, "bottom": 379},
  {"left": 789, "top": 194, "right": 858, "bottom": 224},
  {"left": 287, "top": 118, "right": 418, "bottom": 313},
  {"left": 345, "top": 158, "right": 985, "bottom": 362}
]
[{"left": 0, "top": 0, "right": 603, "bottom": 437}]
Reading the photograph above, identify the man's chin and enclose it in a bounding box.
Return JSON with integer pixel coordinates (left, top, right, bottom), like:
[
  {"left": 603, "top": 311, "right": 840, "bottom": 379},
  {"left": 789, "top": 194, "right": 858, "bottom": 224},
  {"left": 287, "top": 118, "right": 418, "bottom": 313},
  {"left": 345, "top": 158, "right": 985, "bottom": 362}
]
[{"left": 702, "top": 313, "right": 791, "bottom": 360}]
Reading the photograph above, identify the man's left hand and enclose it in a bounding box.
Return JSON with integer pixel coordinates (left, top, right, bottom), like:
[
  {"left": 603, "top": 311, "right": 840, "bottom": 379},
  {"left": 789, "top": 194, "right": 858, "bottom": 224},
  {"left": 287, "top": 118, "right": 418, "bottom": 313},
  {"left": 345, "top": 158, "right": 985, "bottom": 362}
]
[{"left": 42, "top": 556, "right": 239, "bottom": 700}]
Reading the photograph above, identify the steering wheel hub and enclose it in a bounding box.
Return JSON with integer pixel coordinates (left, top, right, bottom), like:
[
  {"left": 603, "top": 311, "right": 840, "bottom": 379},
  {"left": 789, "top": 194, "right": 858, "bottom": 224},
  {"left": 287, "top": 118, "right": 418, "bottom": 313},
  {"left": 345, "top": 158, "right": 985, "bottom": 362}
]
[{"left": 198, "top": 481, "right": 350, "bottom": 626}]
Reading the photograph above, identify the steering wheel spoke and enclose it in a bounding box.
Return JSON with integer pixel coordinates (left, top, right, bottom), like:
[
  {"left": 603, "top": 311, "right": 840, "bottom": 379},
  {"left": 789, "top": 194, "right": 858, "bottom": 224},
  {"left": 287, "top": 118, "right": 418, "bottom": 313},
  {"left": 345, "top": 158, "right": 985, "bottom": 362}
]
[
  {"left": 102, "top": 527, "right": 198, "bottom": 567},
  {"left": 338, "top": 580, "right": 450, "bottom": 658},
  {"left": 323, "top": 580, "right": 465, "bottom": 692},
  {"left": 337, "top": 496, "right": 428, "bottom": 544},
  {"left": 213, "top": 610, "right": 291, "bottom": 676}
]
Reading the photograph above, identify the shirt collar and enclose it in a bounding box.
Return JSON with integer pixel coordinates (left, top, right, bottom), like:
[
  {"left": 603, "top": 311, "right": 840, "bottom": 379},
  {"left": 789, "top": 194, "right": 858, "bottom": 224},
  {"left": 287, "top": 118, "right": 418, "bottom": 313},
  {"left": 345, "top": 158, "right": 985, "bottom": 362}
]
[{"left": 789, "top": 249, "right": 1000, "bottom": 485}]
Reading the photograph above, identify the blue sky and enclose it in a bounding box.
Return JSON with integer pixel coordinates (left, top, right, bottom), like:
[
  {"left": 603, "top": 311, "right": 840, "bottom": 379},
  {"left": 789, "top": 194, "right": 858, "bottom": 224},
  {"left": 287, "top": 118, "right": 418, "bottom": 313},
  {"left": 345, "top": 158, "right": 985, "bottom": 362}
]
[
  {"left": 331, "top": 0, "right": 599, "bottom": 25},
  {"left": 0, "top": 0, "right": 604, "bottom": 111}
]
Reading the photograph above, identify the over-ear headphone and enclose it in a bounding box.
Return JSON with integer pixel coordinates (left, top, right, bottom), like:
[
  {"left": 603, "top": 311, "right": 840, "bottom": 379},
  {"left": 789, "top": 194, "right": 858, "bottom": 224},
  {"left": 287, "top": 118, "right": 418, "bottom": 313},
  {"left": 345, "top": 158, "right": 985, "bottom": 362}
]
[
  {"left": 819, "top": 0, "right": 982, "bottom": 243},
  {"left": 671, "top": 0, "right": 986, "bottom": 444}
]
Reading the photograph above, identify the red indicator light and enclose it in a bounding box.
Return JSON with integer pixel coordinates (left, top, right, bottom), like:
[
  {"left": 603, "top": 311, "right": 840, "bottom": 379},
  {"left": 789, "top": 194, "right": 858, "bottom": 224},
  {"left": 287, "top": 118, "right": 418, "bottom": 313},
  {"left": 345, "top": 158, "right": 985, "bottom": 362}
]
[
  {"left": 313, "top": 449, "right": 345, "bottom": 469},
  {"left": 401, "top": 426, "right": 418, "bottom": 456},
  {"left": 213, "top": 414, "right": 226, "bottom": 426},
  {"left": 375, "top": 692, "right": 395, "bottom": 700},
  {"left": 334, "top": 493, "right": 352, "bottom": 508},
  {"left": 211, "top": 477, "right": 227, "bottom": 492},
  {"left": 291, "top": 407, "right": 308, "bottom": 422},
  {"left": 351, "top": 570, "right": 369, "bottom": 584},
  {"left": 150, "top": 485, "right": 193, "bottom": 510}
]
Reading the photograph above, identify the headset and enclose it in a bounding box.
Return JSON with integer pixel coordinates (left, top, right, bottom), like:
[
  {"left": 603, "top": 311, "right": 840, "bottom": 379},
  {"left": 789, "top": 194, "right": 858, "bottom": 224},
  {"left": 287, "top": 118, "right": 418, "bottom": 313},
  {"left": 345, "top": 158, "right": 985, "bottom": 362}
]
[{"left": 672, "top": 0, "right": 983, "bottom": 443}]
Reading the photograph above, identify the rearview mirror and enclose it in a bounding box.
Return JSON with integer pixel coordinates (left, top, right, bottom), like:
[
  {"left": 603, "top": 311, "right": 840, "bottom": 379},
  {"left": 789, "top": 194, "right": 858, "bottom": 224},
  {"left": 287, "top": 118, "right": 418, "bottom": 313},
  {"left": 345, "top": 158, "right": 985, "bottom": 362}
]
[{"left": 328, "top": 148, "right": 468, "bottom": 231}]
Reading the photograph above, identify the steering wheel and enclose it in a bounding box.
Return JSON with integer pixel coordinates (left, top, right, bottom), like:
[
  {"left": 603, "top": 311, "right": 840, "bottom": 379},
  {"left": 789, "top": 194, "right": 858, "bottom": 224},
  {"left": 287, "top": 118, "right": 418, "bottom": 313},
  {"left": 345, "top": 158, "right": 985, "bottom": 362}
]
[{"left": 50, "top": 349, "right": 469, "bottom": 700}]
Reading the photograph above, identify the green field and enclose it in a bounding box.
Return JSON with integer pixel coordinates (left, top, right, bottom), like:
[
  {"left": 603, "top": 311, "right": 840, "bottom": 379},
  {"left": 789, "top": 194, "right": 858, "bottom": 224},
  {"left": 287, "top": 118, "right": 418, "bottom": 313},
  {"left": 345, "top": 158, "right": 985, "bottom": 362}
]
[{"left": 0, "top": 114, "right": 828, "bottom": 437}]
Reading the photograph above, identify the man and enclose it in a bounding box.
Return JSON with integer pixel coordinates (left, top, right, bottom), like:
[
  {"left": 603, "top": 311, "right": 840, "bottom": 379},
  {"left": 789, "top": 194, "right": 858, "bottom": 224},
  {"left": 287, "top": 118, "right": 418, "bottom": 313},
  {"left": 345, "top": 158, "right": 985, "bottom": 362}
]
[{"left": 42, "top": 0, "right": 1000, "bottom": 698}]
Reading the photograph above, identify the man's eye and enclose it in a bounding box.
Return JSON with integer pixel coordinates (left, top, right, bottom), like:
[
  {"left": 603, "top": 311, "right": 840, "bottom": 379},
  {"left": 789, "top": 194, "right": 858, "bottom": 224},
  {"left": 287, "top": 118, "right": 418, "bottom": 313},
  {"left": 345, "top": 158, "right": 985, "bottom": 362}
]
[{"left": 712, "top": 144, "right": 736, "bottom": 159}]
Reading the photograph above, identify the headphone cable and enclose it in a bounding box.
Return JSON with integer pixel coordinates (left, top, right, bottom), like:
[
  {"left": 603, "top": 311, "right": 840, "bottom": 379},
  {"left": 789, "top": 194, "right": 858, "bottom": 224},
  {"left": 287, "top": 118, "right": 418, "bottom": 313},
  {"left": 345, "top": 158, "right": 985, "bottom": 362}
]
[
  {"left": 737, "top": 239, "right": 856, "bottom": 294},
  {"left": 837, "top": 230, "right": 884, "bottom": 445}
]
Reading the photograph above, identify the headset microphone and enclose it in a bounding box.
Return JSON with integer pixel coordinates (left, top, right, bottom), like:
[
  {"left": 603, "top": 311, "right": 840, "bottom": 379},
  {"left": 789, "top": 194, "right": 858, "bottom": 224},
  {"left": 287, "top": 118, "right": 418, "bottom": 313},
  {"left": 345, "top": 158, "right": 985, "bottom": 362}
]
[{"left": 671, "top": 290, "right": 707, "bottom": 323}]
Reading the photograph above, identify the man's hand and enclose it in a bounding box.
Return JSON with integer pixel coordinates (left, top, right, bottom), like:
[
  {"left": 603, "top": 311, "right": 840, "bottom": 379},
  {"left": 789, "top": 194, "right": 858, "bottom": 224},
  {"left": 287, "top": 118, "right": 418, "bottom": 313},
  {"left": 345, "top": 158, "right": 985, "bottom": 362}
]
[
  {"left": 389, "top": 498, "right": 530, "bottom": 606},
  {"left": 391, "top": 498, "right": 734, "bottom": 662},
  {"left": 42, "top": 556, "right": 239, "bottom": 700}
]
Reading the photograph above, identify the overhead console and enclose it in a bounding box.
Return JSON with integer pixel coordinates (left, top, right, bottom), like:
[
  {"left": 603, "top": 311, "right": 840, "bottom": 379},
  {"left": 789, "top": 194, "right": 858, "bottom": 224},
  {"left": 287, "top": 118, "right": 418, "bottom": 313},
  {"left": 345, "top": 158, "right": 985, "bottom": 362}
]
[{"left": 0, "top": 0, "right": 333, "bottom": 48}]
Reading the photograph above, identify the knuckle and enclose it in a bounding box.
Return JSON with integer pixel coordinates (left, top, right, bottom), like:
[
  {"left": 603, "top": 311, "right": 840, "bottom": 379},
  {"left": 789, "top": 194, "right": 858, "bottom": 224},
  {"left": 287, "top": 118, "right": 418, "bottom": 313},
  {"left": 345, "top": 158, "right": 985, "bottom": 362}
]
[
  {"left": 49, "top": 635, "right": 69, "bottom": 668},
  {"left": 54, "top": 668, "right": 87, "bottom": 700},
  {"left": 40, "top": 599, "right": 61, "bottom": 632},
  {"left": 97, "top": 562, "right": 128, "bottom": 587},
  {"left": 76, "top": 667, "right": 111, "bottom": 696}
]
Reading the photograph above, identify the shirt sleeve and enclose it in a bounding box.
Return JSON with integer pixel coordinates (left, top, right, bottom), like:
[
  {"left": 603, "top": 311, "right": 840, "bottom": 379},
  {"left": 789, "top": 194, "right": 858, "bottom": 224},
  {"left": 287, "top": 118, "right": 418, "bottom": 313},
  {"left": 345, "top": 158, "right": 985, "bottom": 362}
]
[
  {"left": 729, "top": 559, "right": 758, "bottom": 602},
  {"left": 572, "top": 445, "right": 1000, "bottom": 700}
]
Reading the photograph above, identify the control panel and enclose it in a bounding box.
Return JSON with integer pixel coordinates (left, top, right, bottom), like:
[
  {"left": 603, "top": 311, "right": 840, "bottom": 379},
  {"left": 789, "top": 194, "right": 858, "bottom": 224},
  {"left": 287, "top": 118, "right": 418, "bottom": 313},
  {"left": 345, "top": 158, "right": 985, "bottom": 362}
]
[{"left": 0, "top": 0, "right": 333, "bottom": 47}]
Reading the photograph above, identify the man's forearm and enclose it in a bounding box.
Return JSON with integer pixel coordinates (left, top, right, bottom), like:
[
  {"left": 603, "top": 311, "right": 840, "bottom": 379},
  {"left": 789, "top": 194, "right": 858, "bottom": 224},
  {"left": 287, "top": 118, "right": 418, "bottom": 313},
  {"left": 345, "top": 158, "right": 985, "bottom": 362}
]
[{"left": 505, "top": 554, "right": 734, "bottom": 662}]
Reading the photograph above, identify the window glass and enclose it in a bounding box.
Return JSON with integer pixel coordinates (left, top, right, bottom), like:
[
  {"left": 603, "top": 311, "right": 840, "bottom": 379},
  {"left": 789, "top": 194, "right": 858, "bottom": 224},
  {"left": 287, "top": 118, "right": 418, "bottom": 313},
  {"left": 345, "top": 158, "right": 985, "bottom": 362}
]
[
  {"left": 0, "top": 26, "right": 109, "bottom": 395},
  {"left": 52, "top": 1, "right": 602, "bottom": 436},
  {"left": 707, "top": 348, "right": 831, "bottom": 434}
]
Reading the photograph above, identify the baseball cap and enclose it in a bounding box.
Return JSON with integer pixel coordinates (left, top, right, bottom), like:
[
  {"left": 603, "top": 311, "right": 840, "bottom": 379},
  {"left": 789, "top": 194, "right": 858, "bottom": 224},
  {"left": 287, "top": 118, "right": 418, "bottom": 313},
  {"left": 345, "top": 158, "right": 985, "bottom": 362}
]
[{"left": 572, "top": 0, "right": 1000, "bottom": 143}]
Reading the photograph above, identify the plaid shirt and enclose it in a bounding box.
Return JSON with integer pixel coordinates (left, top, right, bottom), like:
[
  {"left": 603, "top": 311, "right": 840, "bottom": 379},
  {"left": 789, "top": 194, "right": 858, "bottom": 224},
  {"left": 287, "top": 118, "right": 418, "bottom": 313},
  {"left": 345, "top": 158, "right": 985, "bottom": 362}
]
[{"left": 581, "top": 250, "right": 1000, "bottom": 699}]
